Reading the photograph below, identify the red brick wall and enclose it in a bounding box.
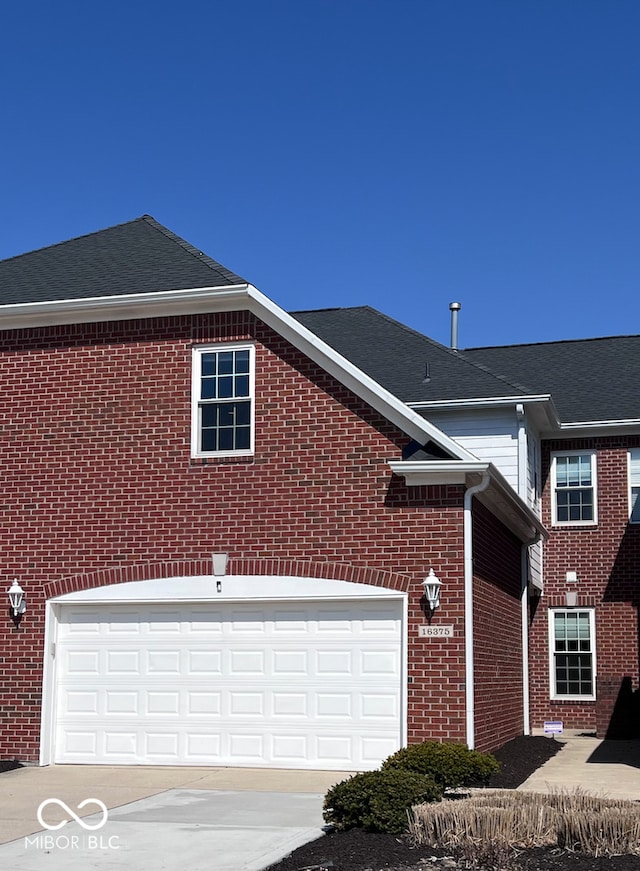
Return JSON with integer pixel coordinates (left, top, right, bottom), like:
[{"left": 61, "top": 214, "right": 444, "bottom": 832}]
[
  {"left": 529, "top": 437, "right": 640, "bottom": 737},
  {"left": 0, "top": 312, "right": 469, "bottom": 761},
  {"left": 472, "top": 500, "right": 524, "bottom": 751}
]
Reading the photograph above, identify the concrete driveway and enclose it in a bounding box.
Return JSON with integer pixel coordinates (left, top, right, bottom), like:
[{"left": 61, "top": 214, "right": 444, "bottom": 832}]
[{"left": 0, "top": 764, "right": 355, "bottom": 871}]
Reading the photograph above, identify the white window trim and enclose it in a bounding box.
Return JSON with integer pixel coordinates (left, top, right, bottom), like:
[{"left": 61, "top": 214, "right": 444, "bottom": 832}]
[
  {"left": 551, "top": 450, "right": 598, "bottom": 526},
  {"left": 628, "top": 448, "right": 640, "bottom": 524},
  {"left": 191, "top": 342, "right": 256, "bottom": 458},
  {"left": 548, "top": 607, "right": 596, "bottom": 701}
]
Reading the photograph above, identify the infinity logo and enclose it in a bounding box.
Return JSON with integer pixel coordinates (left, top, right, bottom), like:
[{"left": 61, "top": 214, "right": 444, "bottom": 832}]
[{"left": 37, "top": 798, "right": 109, "bottom": 831}]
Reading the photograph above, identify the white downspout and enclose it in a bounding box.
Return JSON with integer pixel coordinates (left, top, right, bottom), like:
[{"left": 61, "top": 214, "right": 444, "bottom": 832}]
[
  {"left": 521, "top": 548, "right": 531, "bottom": 735},
  {"left": 516, "top": 403, "right": 531, "bottom": 736},
  {"left": 464, "top": 471, "right": 490, "bottom": 749}
]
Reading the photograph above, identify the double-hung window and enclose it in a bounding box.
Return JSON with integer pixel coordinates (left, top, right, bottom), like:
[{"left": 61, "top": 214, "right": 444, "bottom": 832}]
[
  {"left": 549, "top": 609, "right": 596, "bottom": 700},
  {"left": 551, "top": 451, "right": 597, "bottom": 525},
  {"left": 192, "top": 344, "right": 255, "bottom": 457},
  {"left": 629, "top": 449, "right": 640, "bottom": 523}
]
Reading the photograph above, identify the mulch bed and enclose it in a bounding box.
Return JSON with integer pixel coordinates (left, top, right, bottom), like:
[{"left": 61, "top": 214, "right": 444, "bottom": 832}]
[
  {"left": 266, "top": 827, "right": 640, "bottom": 870},
  {"left": 0, "top": 759, "right": 22, "bottom": 773},
  {"left": 265, "top": 736, "right": 639, "bottom": 871}
]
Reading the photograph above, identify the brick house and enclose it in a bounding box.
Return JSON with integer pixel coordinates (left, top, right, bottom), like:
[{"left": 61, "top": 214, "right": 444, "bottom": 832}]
[{"left": 0, "top": 216, "right": 634, "bottom": 770}]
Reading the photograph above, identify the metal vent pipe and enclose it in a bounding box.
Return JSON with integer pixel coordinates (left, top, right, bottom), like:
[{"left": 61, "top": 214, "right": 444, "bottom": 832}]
[{"left": 449, "top": 302, "right": 461, "bottom": 350}]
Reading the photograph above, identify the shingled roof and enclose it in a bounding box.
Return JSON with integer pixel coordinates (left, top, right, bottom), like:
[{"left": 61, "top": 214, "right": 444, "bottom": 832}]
[
  {"left": 293, "top": 306, "right": 532, "bottom": 403},
  {"left": 0, "top": 215, "right": 247, "bottom": 305},
  {"left": 294, "top": 307, "right": 640, "bottom": 426},
  {"left": 466, "top": 338, "right": 640, "bottom": 424}
]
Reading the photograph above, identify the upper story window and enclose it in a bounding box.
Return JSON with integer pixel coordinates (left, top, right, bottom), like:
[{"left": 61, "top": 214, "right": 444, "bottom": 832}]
[
  {"left": 549, "top": 609, "right": 596, "bottom": 700},
  {"left": 629, "top": 449, "right": 640, "bottom": 524},
  {"left": 191, "top": 344, "right": 255, "bottom": 457},
  {"left": 551, "top": 451, "right": 597, "bottom": 525}
]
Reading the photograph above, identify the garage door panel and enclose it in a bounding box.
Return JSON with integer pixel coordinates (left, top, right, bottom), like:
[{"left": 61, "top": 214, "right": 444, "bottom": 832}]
[
  {"left": 107, "top": 650, "right": 140, "bottom": 673},
  {"left": 54, "top": 598, "right": 403, "bottom": 769},
  {"left": 106, "top": 692, "right": 139, "bottom": 714},
  {"left": 146, "top": 733, "right": 180, "bottom": 757},
  {"left": 65, "top": 691, "right": 98, "bottom": 713},
  {"left": 63, "top": 731, "right": 97, "bottom": 756},
  {"left": 66, "top": 650, "right": 100, "bottom": 674},
  {"left": 272, "top": 692, "right": 308, "bottom": 716}
]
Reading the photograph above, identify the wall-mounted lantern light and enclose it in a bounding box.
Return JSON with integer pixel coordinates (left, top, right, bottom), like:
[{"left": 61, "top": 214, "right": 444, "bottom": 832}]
[
  {"left": 8, "top": 579, "right": 26, "bottom": 629},
  {"left": 423, "top": 569, "right": 442, "bottom": 612}
]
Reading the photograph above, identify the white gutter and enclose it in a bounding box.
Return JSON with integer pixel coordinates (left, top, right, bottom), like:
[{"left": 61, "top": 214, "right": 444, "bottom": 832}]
[
  {"left": 561, "top": 417, "right": 640, "bottom": 428},
  {"left": 408, "top": 395, "right": 553, "bottom": 410},
  {"left": 464, "top": 471, "right": 490, "bottom": 750},
  {"left": 387, "top": 460, "right": 491, "bottom": 486},
  {"left": 0, "top": 284, "right": 252, "bottom": 328}
]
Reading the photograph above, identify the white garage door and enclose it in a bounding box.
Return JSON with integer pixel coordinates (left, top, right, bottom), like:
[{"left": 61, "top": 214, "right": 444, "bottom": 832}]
[{"left": 53, "top": 599, "right": 403, "bottom": 769}]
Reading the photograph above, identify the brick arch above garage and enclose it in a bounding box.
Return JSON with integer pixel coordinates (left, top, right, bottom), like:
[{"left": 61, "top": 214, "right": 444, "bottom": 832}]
[{"left": 44, "top": 558, "right": 411, "bottom": 600}]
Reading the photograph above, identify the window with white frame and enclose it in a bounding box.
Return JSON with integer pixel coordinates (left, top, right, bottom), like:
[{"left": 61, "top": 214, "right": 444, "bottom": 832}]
[
  {"left": 551, "top": 451, "right": 597, "bottom": 525},
  {"left": 192, "top": 344, "right": 255, "bottom": 456},
  {"left": 629, "top": 449, "right": 640, "bottom": 523},
  {"left": 549, "top": 609, "right": 595, "bottom": 699}
]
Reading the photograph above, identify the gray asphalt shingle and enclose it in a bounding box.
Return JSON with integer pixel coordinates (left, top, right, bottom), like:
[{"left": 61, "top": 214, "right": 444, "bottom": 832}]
[
  {"left": 294, "top": 307, "right": 640, "bottom": 426},
  {"left": 466, "top": 338, "right": 640, "bottom": 423},
  {"left": 293, "top": 306, "right": 530, "bottom": 403},
  {"left": 0, "top": 215, "right": 247, "bottom": 304}
]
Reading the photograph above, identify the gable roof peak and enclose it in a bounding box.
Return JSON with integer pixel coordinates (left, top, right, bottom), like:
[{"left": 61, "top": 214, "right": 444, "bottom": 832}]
[{"left": 0, "top": 215, "right": 248, "bottom": 306}]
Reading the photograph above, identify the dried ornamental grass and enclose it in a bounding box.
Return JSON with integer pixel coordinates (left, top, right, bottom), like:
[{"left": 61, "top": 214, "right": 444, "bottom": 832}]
[
  {"left": 410, "top": 792, "right": 558, "bottom": 849},
  {"left": 409, "top": 788, "right": 640, "bottom": 857},
  {"left": 558, "top": 807, "right": 640, "bottom": 857}
]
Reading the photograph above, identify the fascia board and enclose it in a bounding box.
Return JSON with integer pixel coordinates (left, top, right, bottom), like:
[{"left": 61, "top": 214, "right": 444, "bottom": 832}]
[
  {"left": 245, "top": 285, "right": 477, "bottom": 460},
  {"left": 0, "top": 282, "right": 476, "bottom": 460},
  {"left": 549, "top": 419, "right": 640, "bottom": 438},
  {"left": 410, "top": 395, "right": 561, "bottom": 432},
  {"left": 0, "top": 285, "right": 252, "bottom": 329},
  {"left": 409, "top": 395, "right": 549, "bottom": 409},
  {"left": 388, "top": 460, "right": 490, "bottom": 485}
]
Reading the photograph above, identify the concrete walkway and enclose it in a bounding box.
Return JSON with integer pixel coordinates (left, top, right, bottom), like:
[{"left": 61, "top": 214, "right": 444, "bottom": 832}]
[{"left": 519, "top": 733, "right": 640, "bottom": 801}]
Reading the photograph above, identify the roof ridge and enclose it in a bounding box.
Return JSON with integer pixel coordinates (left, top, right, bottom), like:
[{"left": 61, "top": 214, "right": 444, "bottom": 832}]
[
  {"left": 292, "top": 305, "right": 371, "bottom": 315},
  {"left": 139, "top": 216, "right": 246, "bottom": 284},
  {"left": 467, "top": 333, "right": 640, "bottom": 351}
]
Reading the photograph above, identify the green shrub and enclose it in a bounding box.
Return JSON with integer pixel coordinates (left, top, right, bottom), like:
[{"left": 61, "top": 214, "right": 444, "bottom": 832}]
[
  {"left": 381, "top": 741, "right": 500, "bottom": 790},
  {"left": 323, "top": 768, "right": 442, "bottom": 834}
]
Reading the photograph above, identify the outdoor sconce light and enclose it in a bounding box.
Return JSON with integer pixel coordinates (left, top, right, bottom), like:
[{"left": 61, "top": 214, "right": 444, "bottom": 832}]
[
  {"left": 423, "top": 569, "right": 442, "bottom": 612},
  {"left": 8, "top": 579, "right": 26, "bottom": 629}
]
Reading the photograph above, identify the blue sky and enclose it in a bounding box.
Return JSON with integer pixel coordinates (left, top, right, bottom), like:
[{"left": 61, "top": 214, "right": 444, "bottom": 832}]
[{"left": 2, "top": 1, "right": 639, "bottom": 348}]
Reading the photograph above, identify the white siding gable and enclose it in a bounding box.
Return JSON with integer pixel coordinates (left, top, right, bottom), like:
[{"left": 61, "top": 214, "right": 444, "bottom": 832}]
[{"left": 420, "top": 408, "right": 520, "bottom": 490}]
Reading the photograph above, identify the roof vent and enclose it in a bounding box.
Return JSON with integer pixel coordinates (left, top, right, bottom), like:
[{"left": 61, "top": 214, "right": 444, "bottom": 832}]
[{"left": 449, "top": 302, "right": 461, "bottom": 350}]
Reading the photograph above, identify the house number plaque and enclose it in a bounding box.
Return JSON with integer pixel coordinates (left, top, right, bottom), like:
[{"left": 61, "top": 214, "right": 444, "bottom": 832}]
[{"left": 419, "top": 625, "right": 454, "bottom": 638}]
